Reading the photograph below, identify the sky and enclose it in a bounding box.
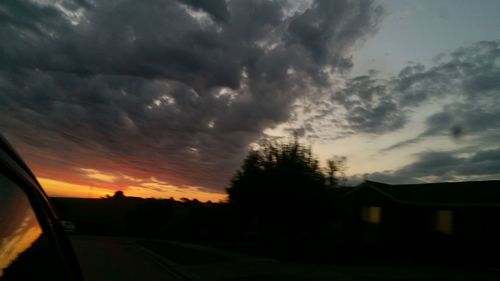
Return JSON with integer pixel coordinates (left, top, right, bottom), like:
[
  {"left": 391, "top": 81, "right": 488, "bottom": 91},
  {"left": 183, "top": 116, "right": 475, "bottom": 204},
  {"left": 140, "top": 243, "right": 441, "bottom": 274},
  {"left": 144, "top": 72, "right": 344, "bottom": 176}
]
[{"left": 1, "top": 0, "right": 500, "bottom": 201}]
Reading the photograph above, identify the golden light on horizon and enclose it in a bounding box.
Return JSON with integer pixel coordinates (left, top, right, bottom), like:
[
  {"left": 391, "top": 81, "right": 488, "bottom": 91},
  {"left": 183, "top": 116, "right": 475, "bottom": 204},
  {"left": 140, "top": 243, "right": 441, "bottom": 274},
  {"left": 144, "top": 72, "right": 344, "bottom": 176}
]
[
  {"left": 38, "top": 177, "right": 227, "bottom": 202},
  {"left": 38, "top": 178, "right": 114, "bottom": 198}
]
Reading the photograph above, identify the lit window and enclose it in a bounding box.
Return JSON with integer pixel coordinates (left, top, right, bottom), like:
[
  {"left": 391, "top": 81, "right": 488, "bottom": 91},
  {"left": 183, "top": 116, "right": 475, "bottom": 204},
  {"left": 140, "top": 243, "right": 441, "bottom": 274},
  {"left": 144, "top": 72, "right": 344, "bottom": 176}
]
[
  {"left": 361, "top": 206, "right": 382, "bottom": 224},
  {"left": 436, "top": 210, "right": 453, "bottom": 235}
]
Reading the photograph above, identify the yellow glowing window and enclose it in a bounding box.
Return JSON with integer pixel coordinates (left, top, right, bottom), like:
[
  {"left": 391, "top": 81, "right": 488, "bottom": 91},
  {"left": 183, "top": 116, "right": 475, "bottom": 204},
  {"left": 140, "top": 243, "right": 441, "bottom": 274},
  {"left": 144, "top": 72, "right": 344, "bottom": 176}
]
[
  {"left": 361, "top": 206, "right": 382, "bottom": 224},
  {"left": 436, "top": 210, "right": 453, "bottom": 235}
]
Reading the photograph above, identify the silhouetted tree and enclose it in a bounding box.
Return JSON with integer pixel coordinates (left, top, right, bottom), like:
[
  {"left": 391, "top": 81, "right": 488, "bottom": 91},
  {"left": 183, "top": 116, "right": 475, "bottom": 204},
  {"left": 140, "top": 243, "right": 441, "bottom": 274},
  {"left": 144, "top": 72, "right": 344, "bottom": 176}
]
[
  {"left": 227, "top": 138, "right": 341, "bottom": 242},
  {"left": 325, "top": 156, "right": 347, "bottom": 187},
  {"left": 112, "top": 190, "right": 126, "bottom": 199}
]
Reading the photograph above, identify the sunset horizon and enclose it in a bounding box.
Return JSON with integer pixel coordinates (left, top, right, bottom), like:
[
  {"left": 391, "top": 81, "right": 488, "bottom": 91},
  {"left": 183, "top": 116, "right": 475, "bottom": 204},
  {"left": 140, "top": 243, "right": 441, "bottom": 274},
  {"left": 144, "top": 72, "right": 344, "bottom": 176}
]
[{"left": 2, "top": 0, "right": 500, "bottom": 201}]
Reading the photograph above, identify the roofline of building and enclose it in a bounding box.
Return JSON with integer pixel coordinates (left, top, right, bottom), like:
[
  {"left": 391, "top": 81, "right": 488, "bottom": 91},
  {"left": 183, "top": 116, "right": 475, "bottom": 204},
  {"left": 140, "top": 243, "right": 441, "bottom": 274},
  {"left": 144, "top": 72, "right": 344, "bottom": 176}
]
[{"left": 342, "top": 180, "right": 500, "bottom": 208}]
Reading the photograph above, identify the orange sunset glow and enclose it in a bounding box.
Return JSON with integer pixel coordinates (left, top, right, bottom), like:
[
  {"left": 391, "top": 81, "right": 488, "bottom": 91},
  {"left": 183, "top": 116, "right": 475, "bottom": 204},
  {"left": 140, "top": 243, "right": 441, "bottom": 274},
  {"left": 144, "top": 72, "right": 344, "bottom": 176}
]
[
  {"left": 7, "top": 139, "right": 229, "bottom": 202},
  {"left": 2, "top": 0, "right": 500, "bottom": 207},
  {"left": 35, "top": 170, "right": 227, "bottom": 202},
  {"left": 2, "top": 1, "right": 500, "bottom": 280}
]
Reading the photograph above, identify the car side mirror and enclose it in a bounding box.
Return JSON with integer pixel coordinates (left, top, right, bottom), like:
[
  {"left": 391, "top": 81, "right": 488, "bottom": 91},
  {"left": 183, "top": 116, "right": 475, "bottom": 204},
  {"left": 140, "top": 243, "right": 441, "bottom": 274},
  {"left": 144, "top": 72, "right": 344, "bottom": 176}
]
[
  {"left": 0, "top": 173, "right": 45, "bottom": 279},
  {"left": 0, "top": 135, "right": 83, "bottom": 281}
]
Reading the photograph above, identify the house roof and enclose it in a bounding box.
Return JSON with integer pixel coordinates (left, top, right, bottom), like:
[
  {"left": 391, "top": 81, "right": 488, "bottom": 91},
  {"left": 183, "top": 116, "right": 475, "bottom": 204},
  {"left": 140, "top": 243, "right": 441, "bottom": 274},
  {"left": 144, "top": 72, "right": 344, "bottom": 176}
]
[{"left": 348, "top": 180, "right": 500, "bottom": 207}]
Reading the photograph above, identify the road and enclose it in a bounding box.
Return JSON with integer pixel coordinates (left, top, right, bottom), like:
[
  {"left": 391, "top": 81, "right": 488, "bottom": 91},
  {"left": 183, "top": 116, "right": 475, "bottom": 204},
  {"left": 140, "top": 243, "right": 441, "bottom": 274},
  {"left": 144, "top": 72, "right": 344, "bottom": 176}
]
[
  {"left": 70, "top": 235, "right": 350, "bottom": 281},
  {"left": 70, "top": 236, "right": 499, "bottom": 281},
  {"left": 70, "top": 236, "right": 188, "bottom": 281}
]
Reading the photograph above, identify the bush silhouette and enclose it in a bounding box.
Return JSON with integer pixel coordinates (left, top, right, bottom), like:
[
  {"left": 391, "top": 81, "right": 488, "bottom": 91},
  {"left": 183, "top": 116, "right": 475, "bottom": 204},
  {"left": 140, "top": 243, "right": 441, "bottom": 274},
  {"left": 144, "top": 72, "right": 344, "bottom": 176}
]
[{"left": 227, "top": 138, "right": 341, "bottom": 244}]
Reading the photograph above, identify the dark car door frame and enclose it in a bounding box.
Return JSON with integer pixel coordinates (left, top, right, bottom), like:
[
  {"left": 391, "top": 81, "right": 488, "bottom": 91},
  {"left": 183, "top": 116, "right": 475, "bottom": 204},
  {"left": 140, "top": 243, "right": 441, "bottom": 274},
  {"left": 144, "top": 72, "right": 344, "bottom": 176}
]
[{"left": 0, "top": 135, "right": 83, "bottom": 281}]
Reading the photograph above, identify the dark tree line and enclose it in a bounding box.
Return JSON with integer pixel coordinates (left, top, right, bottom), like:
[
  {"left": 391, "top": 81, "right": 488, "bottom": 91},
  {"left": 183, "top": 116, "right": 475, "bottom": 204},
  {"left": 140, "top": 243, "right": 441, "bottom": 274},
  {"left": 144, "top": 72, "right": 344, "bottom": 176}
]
[
  {"left": 226, "top": 138, "right": 345, "bottom": 247},
  {"left": 52, "top": 138, "right": 347, "bottom": 259}
]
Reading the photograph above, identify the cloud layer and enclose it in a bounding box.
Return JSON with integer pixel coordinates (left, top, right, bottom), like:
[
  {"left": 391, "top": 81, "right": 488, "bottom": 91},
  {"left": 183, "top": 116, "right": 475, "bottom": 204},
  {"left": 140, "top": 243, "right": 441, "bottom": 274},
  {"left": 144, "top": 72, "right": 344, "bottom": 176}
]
[
  {"left": 301, "top": 40, "right": 500, "bottom": 139},
  {"left": 0, "top": 0, "right": 382, "bottom": 192},
  {"left": 367, "top": 148, "right": 500, "bottom": 184},
  {"left": 320, "top": 40, "right": 500, "bottom": 184}
]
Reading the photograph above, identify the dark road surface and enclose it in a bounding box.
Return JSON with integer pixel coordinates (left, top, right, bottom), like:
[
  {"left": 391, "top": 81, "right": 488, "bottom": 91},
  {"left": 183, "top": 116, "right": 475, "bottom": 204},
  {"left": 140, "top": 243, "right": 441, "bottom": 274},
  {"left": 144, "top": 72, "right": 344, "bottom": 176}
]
[
  {"left": 70, "top": 236, "right": 186, "bottom": 281},
  {"left": 70, "top": 235, "right": 499, "bottom": 281},
  {"left": 70, "top": 235, "right": 349, "bottom": 281}
]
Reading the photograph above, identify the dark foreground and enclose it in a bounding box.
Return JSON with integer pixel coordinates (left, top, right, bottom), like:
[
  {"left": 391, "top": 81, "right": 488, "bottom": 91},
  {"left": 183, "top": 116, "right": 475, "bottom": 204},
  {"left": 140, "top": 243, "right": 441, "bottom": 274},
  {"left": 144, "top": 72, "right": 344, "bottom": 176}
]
[
  {"left": 70, "top": 235, "right": 499, "bottom": 281},
  {"left": 70, "top": 236, "right": 185, "bottom": 281}
]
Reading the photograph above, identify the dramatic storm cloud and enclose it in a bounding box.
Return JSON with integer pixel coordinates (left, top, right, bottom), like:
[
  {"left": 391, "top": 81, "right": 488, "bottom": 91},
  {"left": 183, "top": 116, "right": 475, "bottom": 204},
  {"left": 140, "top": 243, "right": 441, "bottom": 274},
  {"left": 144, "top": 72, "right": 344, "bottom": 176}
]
[
  {"left": 2, "top": 0, "right": 499, "bottom": 195},
  {"left": 0, "top": 0, "right": 382, "bottom": 195},
  {"left": 309, "top": 40, "right": 500, "bottom": 184},
  {"left": 303, "top": 40, "right": 500, "bottom": 138},
  {"left": 368, "top": 148, "right": 500, "bottom": 184}
]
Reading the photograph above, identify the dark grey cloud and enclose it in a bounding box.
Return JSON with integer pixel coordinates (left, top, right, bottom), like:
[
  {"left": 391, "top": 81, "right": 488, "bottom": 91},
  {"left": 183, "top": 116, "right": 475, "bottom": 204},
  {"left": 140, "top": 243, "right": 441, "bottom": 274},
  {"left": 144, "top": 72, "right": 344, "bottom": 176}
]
[
  {"left": 0, "top": 0, "right": 382, "bottom": 191},
  {"left": 179, "top": 0, "right": 230, "bottom": 23},
  {"left": 334, "top": 75, "right": 406, "bottom": 134},
  {"left": 303, "top": 40, "right": 500, "bottom": 143},
  {"left": 383, "top": 100, "right": 500, "bottom": 151},
  {"left": 288, "top": 0, "right": 382, "bottom": 69},
  {"left": 365, "top": 148, "right": 500, "bottom": 184}
]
